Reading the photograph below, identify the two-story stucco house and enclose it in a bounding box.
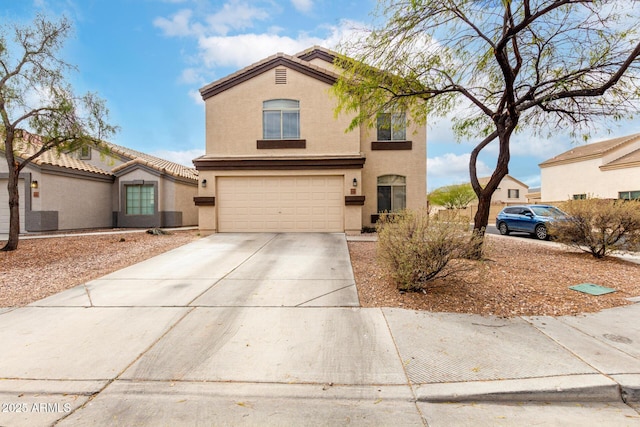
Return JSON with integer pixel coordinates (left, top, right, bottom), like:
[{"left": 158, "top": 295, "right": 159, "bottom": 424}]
[
  {"left": 193, "top": 46, "right": 427, "bottom": 234},
  {"left": 540, "top": 133, "right": 640, "bottom": 201}
]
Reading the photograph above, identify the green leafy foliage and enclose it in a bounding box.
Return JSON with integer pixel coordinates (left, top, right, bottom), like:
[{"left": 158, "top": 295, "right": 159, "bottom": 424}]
[
  {"left": 427, "top": 183, "right": 477, "bottom": 209},
  {"left": 376, "top": 209, "right": 482, "bottom": 291},
  {"left": 332, "top": 0, "right": 640, "bottom": 238},
  {"left": 551, "top": 198, "right": 640, "bottom": 258}
]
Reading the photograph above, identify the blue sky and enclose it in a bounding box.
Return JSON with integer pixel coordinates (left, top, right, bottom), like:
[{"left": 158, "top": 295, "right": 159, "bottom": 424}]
[{"left": 4, "top": 0, "right": 640, "bottom": 191}]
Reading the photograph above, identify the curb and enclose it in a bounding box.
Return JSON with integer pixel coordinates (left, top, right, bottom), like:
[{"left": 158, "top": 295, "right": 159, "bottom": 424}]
[{"left": 414, "top": 375, "right": 623, "bottom": 403}]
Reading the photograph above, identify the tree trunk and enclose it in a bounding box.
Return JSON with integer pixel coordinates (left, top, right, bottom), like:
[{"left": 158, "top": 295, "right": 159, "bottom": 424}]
[
  {"left": 2, "top": 169, "right": 20, "bottom": 251},
  {"left": 2, "top": 128, "right": 21, "bottom": 251}
]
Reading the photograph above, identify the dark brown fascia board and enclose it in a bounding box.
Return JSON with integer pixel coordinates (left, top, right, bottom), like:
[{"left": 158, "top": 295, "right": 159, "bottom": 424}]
[
  {"left": 194, "top": 196, "right": 215, "bottom": 206},
  {"left": 371, "top": 141, "right": 413, "bottom": 150},
  {"left": 345, "top": 195, "right": 365, "bottom": 206},
  {"left": 297, "top": 49, "right": 336, "bottom": 64},
  {"left": 257, "top": 139, "right": 306, "bottom": 149},
  {"left": 200, "top": 57, "right": 338, "bottom": 100},
  {"left": 194, "top": 157, "right": 366, "bottom": 171}
]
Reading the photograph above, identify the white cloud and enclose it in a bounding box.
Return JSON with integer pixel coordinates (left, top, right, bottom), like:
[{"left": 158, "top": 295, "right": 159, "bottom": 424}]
[
  {"left": 198, "top": 33, "right": 323, "bottom": 68},
  {"left": 428, "top": 152, "right": 491, "bottom": 179},
  {"left": 188, "top": 89, "right": 204, "bottom": 105},
  {"left": 179, "top": 68, "right": 204, "bottom": 85},
  {"left": 291, "top": 0, "right": 313, "bottom": 13},
  {"left": 153, "top": 9, "right": 197, "bottom": 37},
  {"left": 152, "top": 148, "right": 205, "bottom": 167},
  {"left": 205, "top": 1, "right": 269, "bottom": 36}
]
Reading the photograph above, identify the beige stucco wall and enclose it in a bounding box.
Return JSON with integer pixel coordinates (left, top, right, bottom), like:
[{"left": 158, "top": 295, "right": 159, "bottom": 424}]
[
  {"left": 360, "top": 122, "right": 427, "bottom": 227},
  {"left": 172, "top": 180, "right": 198, "bottom": 226},
  {"left": 205, "top": 67, "right": 360, "bottom": 156},
  {"left": 42, "top": 173, "right": 113, "bottom": 230},
  {"left": 542, "top": 159, "right": 640, "bottom": 201}
]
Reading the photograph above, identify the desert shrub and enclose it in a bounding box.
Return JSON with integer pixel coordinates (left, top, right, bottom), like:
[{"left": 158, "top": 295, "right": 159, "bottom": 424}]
[
  {"left": 550, "top": 198, "right": 640, "bottom": 258},
  {"left": 376, "top": 209, "right": 481, "bottom": 291}
]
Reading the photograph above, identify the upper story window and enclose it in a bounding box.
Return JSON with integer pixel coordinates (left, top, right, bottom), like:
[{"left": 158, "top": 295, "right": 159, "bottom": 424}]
[
  {"left": 377, "top": 112, "right": 406, "bottom": 141},
  {"left": 79, "top": 145, "right": 91, "bottom": 160},
  {"left": 507, "top": 189, "right": 520, "bottom": 199},
  {"left": 263, "top": 99, "right": 300, "bottom": 140}
]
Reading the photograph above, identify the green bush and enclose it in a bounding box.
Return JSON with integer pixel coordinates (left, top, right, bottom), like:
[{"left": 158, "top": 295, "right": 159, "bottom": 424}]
[
  {"left": 376, "top": 209, "right": 481, "bottom": 291},
  {"left": 551, "top": 198, "right": 640, "bottom": 258}
]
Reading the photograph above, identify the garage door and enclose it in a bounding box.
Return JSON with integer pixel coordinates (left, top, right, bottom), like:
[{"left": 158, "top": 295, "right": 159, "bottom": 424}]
[
  {"left": 218, "top": 176, "right": 343, "bottom": 232},
  {"left": 0, "top": 179, "right": 26, "bottom": 234}
]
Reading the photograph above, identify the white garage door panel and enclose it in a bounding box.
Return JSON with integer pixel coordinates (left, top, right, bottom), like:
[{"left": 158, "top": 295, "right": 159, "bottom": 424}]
[
  {"left": 0, "top": 179, "right": 26, "bottom": 234},
  {"left": 218, "top": 176, "right": 343, "bottom": 232}
]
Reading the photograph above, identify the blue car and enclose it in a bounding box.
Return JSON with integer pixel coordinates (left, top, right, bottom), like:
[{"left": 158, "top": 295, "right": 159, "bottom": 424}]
[{"left": 495, "top": 205, "right": 566, "bottom": 240}]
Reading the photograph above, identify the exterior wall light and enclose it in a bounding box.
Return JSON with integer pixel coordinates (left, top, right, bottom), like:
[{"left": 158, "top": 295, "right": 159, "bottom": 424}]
[
  {"left": 352, "top": 178, "right": 358, "bottom": 187},
  {"left": 201, "top": 179, "right": 207, "bottom": 188},
  {"left": 31, "top": 180, "right": 38, "bottom": 189}
]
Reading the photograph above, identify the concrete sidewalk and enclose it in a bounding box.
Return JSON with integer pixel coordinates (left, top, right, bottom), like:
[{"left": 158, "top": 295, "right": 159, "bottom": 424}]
[{"left": 0, "top": 233, "right": 639, "bottom": 426}]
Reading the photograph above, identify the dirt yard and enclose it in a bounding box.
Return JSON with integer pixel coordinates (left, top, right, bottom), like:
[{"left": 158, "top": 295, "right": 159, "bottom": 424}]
[{"left": 348, "top": 234, "right": 640, "bottom": 317}]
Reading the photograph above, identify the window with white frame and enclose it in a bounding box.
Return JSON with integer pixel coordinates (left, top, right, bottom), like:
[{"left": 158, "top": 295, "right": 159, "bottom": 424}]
[
  {"left": 126, "top": 184, "right": 154, "bottom": 215},
  {"left": 263, "top": 99, "right": 300, "bottom": 139},
  {"left": 619, "top": 190, "right": 640, "bottom": 200},
  {"left": 573, "top": 194, "right": 587, "bottom": 200},
  {"left": 377, "top": 175, "right": 406, "bottom": 212},
  {"left": 376, "top": 112, "right": 406, "bottom": 141}
]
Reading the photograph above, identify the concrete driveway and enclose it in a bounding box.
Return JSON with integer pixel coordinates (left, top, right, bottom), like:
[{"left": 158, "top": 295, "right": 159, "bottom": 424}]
[{"left": 1, "top": 232, "right": 639, "bottom": 426}]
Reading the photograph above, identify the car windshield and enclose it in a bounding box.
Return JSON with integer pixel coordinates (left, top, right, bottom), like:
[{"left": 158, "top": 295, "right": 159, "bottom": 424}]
[{"left": 530, "top": 206, "right": 564, "bottom": 217}]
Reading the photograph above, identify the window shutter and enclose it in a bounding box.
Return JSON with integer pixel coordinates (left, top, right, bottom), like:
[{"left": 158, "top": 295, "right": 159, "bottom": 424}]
[{"left": 275, "top": 68, "right": 287, "bottom": 84}]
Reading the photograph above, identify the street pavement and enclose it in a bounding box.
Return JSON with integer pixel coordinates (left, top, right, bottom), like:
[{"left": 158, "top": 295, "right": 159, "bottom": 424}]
[{"left": 0, "top": 232, "right": 639, "bottom": 426}]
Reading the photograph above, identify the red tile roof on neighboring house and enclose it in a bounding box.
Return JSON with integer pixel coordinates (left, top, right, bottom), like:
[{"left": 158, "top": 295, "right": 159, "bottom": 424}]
[
  {"left": 105, "top": 142, "right": 198, "bottom": 180},
  {"left": 539, "top": 133, "right": 640, "bottom": 167},
  {"left": 8, "top": 132, "right": 197, "bottom": 181}
]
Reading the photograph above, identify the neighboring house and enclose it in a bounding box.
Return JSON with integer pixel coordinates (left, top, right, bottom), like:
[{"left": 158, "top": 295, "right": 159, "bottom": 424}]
[
  {"left": 478, "top": 175, "right": 529, "bottom": 204},
  {"left": 527, "top": 187, "right": 542, "bottom": 203},
  {"left": 193, "top": 46, "right": 427, "bottom": 234},
  {"left": 540, "top": 133, "right": 640, "bottom": 201},
  {"left": 0, "top": 133, "right": 198, "bottom": 234}
]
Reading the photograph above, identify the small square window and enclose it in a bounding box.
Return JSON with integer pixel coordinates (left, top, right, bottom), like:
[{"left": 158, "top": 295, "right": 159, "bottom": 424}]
[
  {"left": 79, "top": 145, "right": 91, "bottom": 160},
  {"left": 507, "top": 189, "right": 519, "bottom": 199}
]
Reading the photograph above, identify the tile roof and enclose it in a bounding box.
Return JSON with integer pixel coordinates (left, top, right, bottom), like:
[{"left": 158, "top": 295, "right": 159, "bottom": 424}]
[
  {"left": 539, "top": 133, "right": 640, "bottom": 167},
  {"left": 601, "top": 147, "right": 640, "bottom": 169},
  {"left": 10, "top": 132, "right": 197, "bottom": 181},
  {"left": 104, "top": 142, "right": 198, "bottom": 180}
]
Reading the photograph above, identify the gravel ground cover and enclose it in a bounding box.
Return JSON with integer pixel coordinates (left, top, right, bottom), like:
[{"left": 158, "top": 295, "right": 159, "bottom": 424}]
[
  {"left": 2, "top": 231, "right": 639, "bottom": 316},
  {"left": 348, "top": 234, "right": 640, "bottom": 317}
]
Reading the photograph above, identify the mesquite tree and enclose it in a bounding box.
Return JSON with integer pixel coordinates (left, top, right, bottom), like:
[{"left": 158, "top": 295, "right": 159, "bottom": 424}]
[
  {"left": 1, "top": 15, "right": 116, "bottom": 251},
  {"left": 333, "top": 0, "right": 640, "bottom": 251}
]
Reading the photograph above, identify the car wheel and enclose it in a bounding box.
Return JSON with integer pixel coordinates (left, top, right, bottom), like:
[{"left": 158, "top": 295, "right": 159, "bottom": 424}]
[
  {"left": 534, "top": 224, "right": 548, "bottom": 240},
  {"left": 498, "top": 222, "right": 510, "bottom": 235}
]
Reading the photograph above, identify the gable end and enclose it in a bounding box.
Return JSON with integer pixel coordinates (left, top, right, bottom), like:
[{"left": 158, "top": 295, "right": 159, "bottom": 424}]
[{"left": 200, "top": 56, "right": 337, "bottom": 100}]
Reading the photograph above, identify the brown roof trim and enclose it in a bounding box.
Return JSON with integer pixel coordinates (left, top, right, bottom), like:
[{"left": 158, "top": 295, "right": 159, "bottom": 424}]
[
  {"left": 297, "top": 48, "right": 336, "bottom": 64},
  {"left": 200, "top": 55, "right": 338, "bottom": 100},
  {"left": 194, "top": 156, "right": 366, "bottom": 171}
]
